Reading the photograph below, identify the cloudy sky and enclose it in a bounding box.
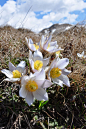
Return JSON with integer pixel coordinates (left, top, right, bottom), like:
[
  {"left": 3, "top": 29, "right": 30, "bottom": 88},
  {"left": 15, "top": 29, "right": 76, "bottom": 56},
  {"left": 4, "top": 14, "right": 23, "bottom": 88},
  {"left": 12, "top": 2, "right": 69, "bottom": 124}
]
[{"left": 0, "top": 0, "right": 86, "bottom": 33}]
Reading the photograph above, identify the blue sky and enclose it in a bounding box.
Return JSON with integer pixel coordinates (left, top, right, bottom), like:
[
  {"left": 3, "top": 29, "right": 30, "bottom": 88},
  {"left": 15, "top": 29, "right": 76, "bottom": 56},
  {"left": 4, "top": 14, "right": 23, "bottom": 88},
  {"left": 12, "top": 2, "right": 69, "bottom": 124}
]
[{"left": 0, "top": 0, "right": 86, "bottom": 32}]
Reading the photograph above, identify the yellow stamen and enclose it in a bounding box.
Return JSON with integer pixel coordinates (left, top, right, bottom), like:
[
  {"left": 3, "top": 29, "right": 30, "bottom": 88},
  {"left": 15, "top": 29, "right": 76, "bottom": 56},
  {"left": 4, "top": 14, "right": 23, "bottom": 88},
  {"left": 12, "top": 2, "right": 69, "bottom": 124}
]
[
  {"left": 33, "top": 43, "right": 39, "bottom": 50},
  {"left": 25, "top": 80, "right": 38, "bottom": 92},
  {"left": 34, "top": 60, "right": 43, "bottom": 70},
  {"left": 56, "top": 51, "right": 60, "bottom": 55},
  {"left": 12, "top": 70, "right": 21, "bottom": 78},
  {"left": 50, "top": 67, "right": 62, "bottom": 78},
  {"left": 47, "top": 43, "right": 50, "bottom": 49}
]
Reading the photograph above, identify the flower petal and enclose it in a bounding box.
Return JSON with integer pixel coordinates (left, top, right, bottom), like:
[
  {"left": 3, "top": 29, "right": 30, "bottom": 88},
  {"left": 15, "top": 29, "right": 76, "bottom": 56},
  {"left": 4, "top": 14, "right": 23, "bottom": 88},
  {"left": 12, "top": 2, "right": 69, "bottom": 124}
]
[
  {"left": 29, "top": 50, "right": 33, "bottom": 59},
  {"left": 35, "top": 80, "right": 45, "bottom": 88},
  {"left": 1, "top": 69, "right": 13, "bottom": 78},
  {"left": 16, "top": 61, "right": 26, "bottom": 73},
  {"left": 21, "top": 75, "right": 30, "bottom": 86},
  {"left": 56, "top": 58, "right": 69, "bottom": 69},
  {"left": 77, "top": 53, "right": 82, "bottom": 58},
  {"left": 62, "top": 69, "right": 71, "bottom": 75},
  {"left": 33, "top": 50, "right": 43, "bottom": 61},
  {"left": 34, "top": 69, "right": 45, "bottom": 81},
  {"left": 19, "top": 85, "right": 28, "bottom": 98},
  {"left": 9, "top": 62, "right": 16, "bottom": 72},
  {"left": 42, "top": 57, "right": 50, "bottom": 67},
  {"left": 4, "top": 78, "right": 20, "bottom": 82},
  {"left": 25, "top": 92, "right": 34, "bottom": 106},
  {"left": 58, "top": 74, "right": 70, "bottom": 87},
  {"left": 82, "top": 51, "right": 84, "bottom": 56},
  {"left": 43, "top": 35, "right": 52, "bottom": 50},
  {"left": 42, "top": 79, "right": 52, "bottom": 88},
  {"left": 52, "top": 78, "right": 63, "bottom": 87},
  {"left": 33, "top": 88, "right": 48, "bottom": 101},
  {"left": 29, "top": 38, "right": 36, "bottom": 51}
]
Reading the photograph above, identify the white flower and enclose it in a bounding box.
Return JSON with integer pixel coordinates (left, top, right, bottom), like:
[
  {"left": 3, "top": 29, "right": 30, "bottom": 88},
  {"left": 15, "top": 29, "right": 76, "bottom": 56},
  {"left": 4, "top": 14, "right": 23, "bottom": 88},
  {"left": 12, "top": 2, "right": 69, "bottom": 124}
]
[
  {"left": 1, "top": 61, "right": 26, "bottom": 82},
  {"left": 77, "top": 51, "right": 86, "bottom": 59},
  {"left": 40, "top": 35, "right": 63, "bottom": 54},
  {"left": 48, "top": 58, "right": 71, "bottom": 87},
  {"left": 19, "top": 69, "right": 52, "bottom": 106},
  {"left": 25, "top": 37, "right": 39, "bottom": 52},
  {"left": 29, "top": 50, "right": 50, "bottom": 73}
]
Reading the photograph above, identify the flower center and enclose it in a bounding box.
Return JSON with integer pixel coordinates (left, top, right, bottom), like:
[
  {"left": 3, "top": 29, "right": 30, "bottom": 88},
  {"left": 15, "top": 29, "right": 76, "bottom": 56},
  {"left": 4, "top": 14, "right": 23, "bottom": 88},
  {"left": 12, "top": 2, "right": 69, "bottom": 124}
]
[
  {"left": 25, "top": 80, "right": 38, "bottom": 92},
  {"left": 34, "top": 60, "right": 43, "bottom": 70},
  {"left": 12, "top": 70, "right": 21, "bottom": 78},
  {"left": 50, "top": 67, "right": 62, "bottom": 78},
  {"left": 33, "top": 43, "right": 39, "bottom": 50}
]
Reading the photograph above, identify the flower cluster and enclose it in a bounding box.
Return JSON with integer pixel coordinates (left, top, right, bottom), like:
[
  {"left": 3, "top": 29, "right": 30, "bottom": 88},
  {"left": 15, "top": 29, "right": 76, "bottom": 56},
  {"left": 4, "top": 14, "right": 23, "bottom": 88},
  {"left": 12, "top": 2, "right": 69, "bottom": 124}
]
[{"left": 1, "top": 35, "right": 71, "bottom": 106}]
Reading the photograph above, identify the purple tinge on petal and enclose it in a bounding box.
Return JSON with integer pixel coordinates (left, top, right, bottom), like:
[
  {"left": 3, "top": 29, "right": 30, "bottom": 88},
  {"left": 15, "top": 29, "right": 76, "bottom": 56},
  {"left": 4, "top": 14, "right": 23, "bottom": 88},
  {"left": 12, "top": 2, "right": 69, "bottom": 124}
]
[
  {"left": 58, "top": 74, "right": 70, "bottom": 87},
  {"left": 25, "top": 92, "right": 34, "bottom": 106},
  {"left": 16, "top": 61, "right": 26, "bottom": 73},
  {"left": 42, "top": 79, "right": 53, "bottom": 88},
  {"left": 34, "top": 69, "right": 45, "bottom": 81},
  {"left": 55, "top": 58, "right": 69, "bottom": 69},
  {"left": 42, "top": 57, "right": 50, "bottom": 67},
  {"left": 62, "top": 69, "right": 71, "bottom": 75},
  {"left": 1, "top": 69, "right": 13, "bottom": 78},
  {"left": 29, "top": 39, "right": 36, "bottom": 51},
  {"left": 4, "top": 78, "right": 20, "bottom": 82},
  {"left": 9, "top": 62, "right": 16, "bottom": 72},
  {"left": 33, "top": 88, "right": 48, "bottom": 101},
  {"left": 19, "top": 85, "right": 28, "bottom": 98},
  {"left": 52, "top": 78, "right": 63, "bottom": 87},
  {"left": 33, "top": 50, "right": 43, "bottom": 61}
]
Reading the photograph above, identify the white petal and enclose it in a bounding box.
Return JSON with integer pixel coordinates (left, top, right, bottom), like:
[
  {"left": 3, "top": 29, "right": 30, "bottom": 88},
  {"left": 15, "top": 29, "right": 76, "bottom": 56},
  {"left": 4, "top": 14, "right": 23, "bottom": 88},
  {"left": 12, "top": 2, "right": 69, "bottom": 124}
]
[
  {"left": 34, "top": 69, "right": 45, "bottom": 81},
  {"left": 16, "top": 61, "right": 26, "bottom": 73},
  {"left": 42, "top": 57, "right": 50, "bottom": 67},
  {"left": 33, "top": 88, "right": 48, "bottom": 101},
  {"left": 52, "top": 78, "right": 63, "bottom": 87},
  {"left": 29, "top": 59, "right": 37, "bottom": 73},
  {"left": 4, "top": 78, "right": 20, "bottom": 82},
  {"left": 77, "top": 53, "right": 82, "bottom": 58},
  {"left": 43, "top": 35, "right": 52, "bottom": 50},
  {"left": 19, "top": 85, "right": 28, "bottom": 98},
  {"left": 29, "top": 50, "right": 33, "bottom": 59},
  {"left": 58, "top": 74, "right": 70, "bottom": 87},
  {"left": 41, "top": 35, "right": 45, "bottom": 47},
  {"left": 9, "top": 62, "right": 16, "bottom": 72},
  {"left": 35, "top": 80, "right": 45, "bottom": 88},
  {"left": 33, "top": 50, "right": 43, "bottom": 61},
  {"left": 56, "top": 58, "right": 69, "bottom": 69},
  {"left": 62, "top": 69, "right": 71, "bottom": 75},
  {"left": 1, "top": 69, "right": 13, "bottom": 78},
  {"left": 84, "top": 55, "right": 86, "bottom": 58},
  {"left": 25, "top": 92, "right": 34, "bottom": 106},
  {"left": 50, "top": 41, "right": 57, "bottom": 46},
  {"left": 42, "top": 79, "right": 52, "bottom": 88},
  {"left": 21, "top": 75, "right": 30, "bottom": 87},
  {"left": 82, "top": 51, "right": 84, "bottom": 56},
  {"left": 29, "top": 38, "right": 36, "bottom": 51}
]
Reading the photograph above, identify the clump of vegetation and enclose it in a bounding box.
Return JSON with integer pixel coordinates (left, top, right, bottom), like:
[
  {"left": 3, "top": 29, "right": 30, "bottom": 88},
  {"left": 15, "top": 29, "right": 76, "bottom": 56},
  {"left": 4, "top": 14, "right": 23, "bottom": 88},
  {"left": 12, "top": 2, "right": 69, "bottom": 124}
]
[{"left": 0, "top": 25, "right": 86, "bottom": 129}]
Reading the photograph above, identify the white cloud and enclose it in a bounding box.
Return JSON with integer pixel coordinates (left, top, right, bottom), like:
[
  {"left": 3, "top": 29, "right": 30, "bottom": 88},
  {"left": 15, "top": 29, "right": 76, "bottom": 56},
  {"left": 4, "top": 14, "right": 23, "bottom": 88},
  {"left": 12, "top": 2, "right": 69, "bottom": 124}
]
[{"left": 0, "top": 0, "right": 86, "bottom": 33}]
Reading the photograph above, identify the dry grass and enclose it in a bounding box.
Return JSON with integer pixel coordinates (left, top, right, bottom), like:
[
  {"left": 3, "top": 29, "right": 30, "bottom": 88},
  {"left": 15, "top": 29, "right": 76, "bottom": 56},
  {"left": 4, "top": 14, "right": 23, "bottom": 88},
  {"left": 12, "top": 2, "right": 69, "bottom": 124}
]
[{"left": 0, "top": 25, "right": 86, "bottom": 129}]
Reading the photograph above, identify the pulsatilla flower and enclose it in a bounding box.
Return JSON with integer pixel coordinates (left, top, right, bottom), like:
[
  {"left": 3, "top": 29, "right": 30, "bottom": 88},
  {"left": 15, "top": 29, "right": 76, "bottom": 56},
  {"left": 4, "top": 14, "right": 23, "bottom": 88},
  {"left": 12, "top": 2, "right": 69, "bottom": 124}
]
[
  {"left": 40, "top": 35, "right": 63, "bottom": 55},
  {"left": 29, "top": 50, "right": 50, "bottom": 73},
  {"left": 48, "top": 58, "right": 71, "bottom": 87},
  {"left": 25, "top": 37, "right": 39, "bottom": 52},
  {"left": 1, "top": 61, "right": 26, "bottom": 82},
  {"left": 19, "top": 69, "right": 52, "bottom": 106},
  {"left": 77, "top": 51, "right": 86, "bottom": 59}
]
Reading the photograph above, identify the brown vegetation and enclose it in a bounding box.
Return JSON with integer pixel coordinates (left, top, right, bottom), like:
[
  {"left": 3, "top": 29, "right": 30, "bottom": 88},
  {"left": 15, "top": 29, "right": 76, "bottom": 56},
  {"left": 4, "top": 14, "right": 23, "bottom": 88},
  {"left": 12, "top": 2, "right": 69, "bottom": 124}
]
[{"left": 0, "top": 25, "right": 86, "bottom": 129}]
